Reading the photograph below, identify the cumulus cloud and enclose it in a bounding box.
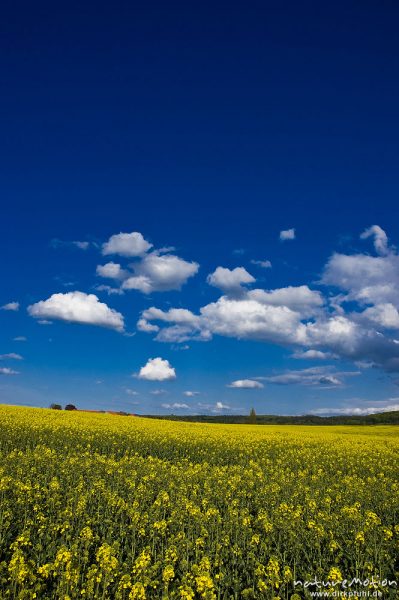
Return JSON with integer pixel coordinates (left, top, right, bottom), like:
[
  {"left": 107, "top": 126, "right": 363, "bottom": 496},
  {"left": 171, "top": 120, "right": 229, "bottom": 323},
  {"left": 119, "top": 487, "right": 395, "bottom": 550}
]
[
  {"left": 361, "top": 303, "right": 399, "bottom": 329},
  {"left": 28, "top": 292, "right": 124, "bottom": 332},
  {"left": 96, "top": 262, "right": 128, "bottom": 280},
  {"left": 123, "top": 253, "right": 199, "bottom": 294},
  {"left": 1, "top": 302, "right": 19, "bottom": 311},
  {"left": 140, "top": 290, "right": 399, "bottom": 371},
  {"left": 138, "top": 307, "right": 206, "bottom": 342},
  {"left": 0, "top": 353, "right": 23, "bottom": 360},
  {"left": 228, "top": 379, "right": 264, "bottom": 389},
  {"left": 248, "top": 286, "right": 324, "bottom": 317},
  {"left": 360, "top": 225, "right": 390, "bottom": 256},
  {"left": 183, "top": 390, "right": 200, "bottom": 397},
  {"left": 207, "top": 266, "right": 255, "bottom": 294},
  {"left": 137, "top": 357, "right": 176, "bottom": 381},
  {"left": 280, "top": 228, "right": 296, "bottom": 241},
  {"left": 322, "top": 252, "right": 399, "bottom": 306},
  {"left": 139, "top": 285, "right": 323, "bottom": 345},
  {"left": 97, "top": 232, "right": 199, "bottom": 295},
  {"left": 0, "top": 367, "right": 19, "bottom": 375},
  {"left": 200, "top": 295, "right": 305, "bottom": 344},
  {"left": 13, "top": 336, "right": 26, "bottom": 342},
  {"left": 102, "top": 231, "right": 152, "bottom": 257},
  {"left": 251, "top": 259, "right": 272, "bottom": 268}
]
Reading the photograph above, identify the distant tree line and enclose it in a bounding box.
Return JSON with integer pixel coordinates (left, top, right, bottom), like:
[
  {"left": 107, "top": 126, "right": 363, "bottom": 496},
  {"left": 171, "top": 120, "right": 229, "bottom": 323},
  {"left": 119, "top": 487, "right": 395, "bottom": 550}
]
[
  {"left": 141, "top": 410, "right": 399, "bottom": 426},
  {"left": 49, "top": 404, "right": 77, "bottom": 411}
]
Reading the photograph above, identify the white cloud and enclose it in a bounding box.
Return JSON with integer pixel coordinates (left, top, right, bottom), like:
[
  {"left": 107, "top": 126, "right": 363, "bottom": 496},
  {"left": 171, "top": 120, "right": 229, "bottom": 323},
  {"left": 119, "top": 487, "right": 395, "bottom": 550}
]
[
  {"left": 51, "top": 239, "right": 92, "bottom": 251},
  {"left": 94, "top": 285, "right": 124, "bottom": 296},
  {"left": 292, "top": 349, "right": 335, "bottom": 360},
  {"left": 310, "top": 401, "right": 399, "bottom": 416},
  {"left": 151, "top": 389, "right": 167, "bottom": 395},
  {"left": 1, "top": 302, "right": 19, "bottom": 311},
  {"left": 123, "top": 253, "right": 199, "bottom": 293},
  {"left": 0, "top": 353, "right": 23, "bottom": 360},
  {"left": 361, "top": 303, "right": 399, "bottom": 330},
  {"left": 214, "top": 401, "right": 230, "bottom": 411},
  {"left": 137, "top": 357, "right": 176, "bottom": 381},
  {"left": 141, "top": 290, "right": 399, "bottom": 371},
  {"left": 248, "top": 286, "right": 323, "bottom": 317},
  {"left": 142, "top": 307, "right": 200, "bottom": 326},
  {"left": 102, "top": 231, "right": 152, "bottom": 257},
  {"left": 200, "top": 295, "right": 305, "bottom": 344},
  {"left": 28, "top": 292, "right": 124, "bottom": 332},
  {"left": 183, "top": 390, "right": 200, "bottom": 397},
  {"left": 280, "top": 228, "right": 296, "bottom": 241},
  {"left": 137, "top": 318, "right": 160, "bottom": 333},
  {"left": 162, "top": 403, "right": 189, "bottom": 409},
  {"left": 96, "top": 262, "right": 128, "bottom": 280},
  {"left": 73, "top": 241, "right": 90, "bottom": 250},
  {"left": 140, "top": 285, "right": 323, "bottom": 345},
  {"left": 261, "top": 366, "right": 359, "bottom": 387},
  {"left": 228, "top": 379, "right": 264, "bottom": 389},
  {"left": 13, "top": 336, "right": 26, "bottom": 342},
  {"left": 131, "top": 226, "right": 399, "bottom": 372},
  {"left": 207, "top": 266, "right": 255, "bottom": 294},
  {"left": 138, "top": 307, "right": 205, "bottom": 342},
  {"left": 0, "top": 367, "right": 19, "bottom": 375},
  {"left": 251, "top": 259, "right": 272, "bottom": 269},
  {"left": 322, "top": 252, "right": 399, "bottom": 306},
  {"left": 360, "top": 225, "right": 390, "bottom": 256},
  {"left": 125, "top": 388, "right": 139, "bottom": 396}
]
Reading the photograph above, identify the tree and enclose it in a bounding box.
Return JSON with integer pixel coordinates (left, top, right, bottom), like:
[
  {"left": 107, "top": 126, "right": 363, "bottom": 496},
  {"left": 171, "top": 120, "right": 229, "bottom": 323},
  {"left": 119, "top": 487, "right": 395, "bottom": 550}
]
[
  {"left": 64, "top": 404, "right": 77, "bottom": 411},
  {"left": 49, "top": 403, "right": 62, "bottom": 410},
  {"left": 248, "top": 407, "right": 257, "bottom": 424}
]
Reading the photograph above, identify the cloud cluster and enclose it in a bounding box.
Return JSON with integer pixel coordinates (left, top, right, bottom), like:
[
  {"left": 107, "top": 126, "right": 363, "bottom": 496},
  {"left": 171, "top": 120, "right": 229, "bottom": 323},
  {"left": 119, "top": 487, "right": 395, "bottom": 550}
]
[
  {"left": 138, "top": 226, "right": 399, "bottom": 372},
  {"left": 28, "top": 292, "right": 125, "bottom": 332},
  {"left": 97, "top": 231, "right": 199, "bottom": 294},
  {"left": 27, "top": 231, "right": 199, "bottom": 335}
]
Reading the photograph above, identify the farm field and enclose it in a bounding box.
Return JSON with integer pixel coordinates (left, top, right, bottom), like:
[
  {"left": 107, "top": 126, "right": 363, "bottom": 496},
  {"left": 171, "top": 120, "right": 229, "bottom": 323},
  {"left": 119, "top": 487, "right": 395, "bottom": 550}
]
[{"left": 0, "top": 405, "right": 397, "bottom": 599}]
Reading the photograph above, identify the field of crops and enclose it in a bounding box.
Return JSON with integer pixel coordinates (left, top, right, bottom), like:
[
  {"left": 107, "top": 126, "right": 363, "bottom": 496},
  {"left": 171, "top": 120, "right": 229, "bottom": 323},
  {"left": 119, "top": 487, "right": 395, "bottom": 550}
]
[{"left": 0, "top": 405, "right": 397, "bottom": 599}]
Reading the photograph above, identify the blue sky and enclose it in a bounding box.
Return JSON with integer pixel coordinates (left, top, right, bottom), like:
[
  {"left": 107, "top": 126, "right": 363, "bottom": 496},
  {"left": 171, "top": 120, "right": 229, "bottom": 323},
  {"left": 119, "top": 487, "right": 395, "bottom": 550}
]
[{"left": 1, "top": 2, "right": 399, "bottom": 415}]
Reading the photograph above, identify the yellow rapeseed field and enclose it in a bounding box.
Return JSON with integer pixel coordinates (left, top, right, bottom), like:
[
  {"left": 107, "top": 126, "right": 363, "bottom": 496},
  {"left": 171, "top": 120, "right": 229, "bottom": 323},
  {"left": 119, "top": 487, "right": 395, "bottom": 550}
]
[{"left": 0, "top": 405, "right": 397, "bottom": 599}]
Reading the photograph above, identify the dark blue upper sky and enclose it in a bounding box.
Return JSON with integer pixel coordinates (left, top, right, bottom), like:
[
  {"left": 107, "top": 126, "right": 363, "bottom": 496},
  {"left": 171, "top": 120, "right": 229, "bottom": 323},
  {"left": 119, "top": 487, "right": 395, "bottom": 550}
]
[{"left": 1, "top": 1, "right": 399, "bottom": 415}]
